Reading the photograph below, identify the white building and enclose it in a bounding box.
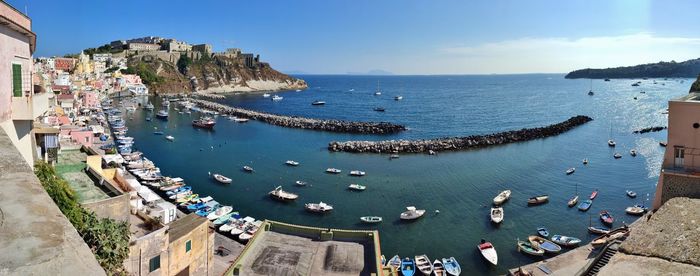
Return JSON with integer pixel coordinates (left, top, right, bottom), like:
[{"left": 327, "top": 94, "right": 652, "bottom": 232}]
[
  {"left": 54, "top": 72, "right": 71, "bottom": 86},
  {"left": 93, "top": 53, "right": 112, "bottom": 63}
]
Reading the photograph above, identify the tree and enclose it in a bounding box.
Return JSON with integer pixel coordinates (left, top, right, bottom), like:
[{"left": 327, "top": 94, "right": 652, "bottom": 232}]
[{"left": 177, "top": 53, "right": 192, "bottom": 74}]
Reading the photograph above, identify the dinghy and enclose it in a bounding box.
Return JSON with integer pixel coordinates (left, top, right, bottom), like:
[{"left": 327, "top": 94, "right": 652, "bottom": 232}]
[
  {"left": 401, "top": 258, "right": 416, "bottom": 276},
  {"left": 414, "top": 255, "right": 433, "bottom": 275},
  {"left": 626, "top": 190, "right": 637, "bottom": 198},
  {"left": 212, "top": 173, "right": 232, "bottom": 184},
  {"left": 360, "top": 216, "right": 383, "bottom": 223},
  {"left": 442, "top": 257, "right": 461, "bottom": 276},
  {"left": 578, "top": 199, "right": 593, "bottom": 211},
  {"left": 517, "top": 239, "right": 545, "bottom": 256},
  {"left": 527, "top": 195, "right": 549, "bottom": 205},
  {"left": 599, "top": 210, "right": 614, "bottom": 225},
  {"left": 477, "top": 240, "right": 498, "bottom": 266},
  {"left": 433, "top": 259, "right": 447, "bottom": 276},
  {"left": 537, "top": 227, "right": 549, "bottom": 237},
  {"left": 551, "top": 235, "right": 582, "bottom": 247},
  {"left": 493, "top": 190, "right": 511, "bottom": 205},
  {"left": 528, "top": 236, "right": 562, "bottom": 253},
  {"left": 490, "top": 207, "right": 504, "bottom": 224}
]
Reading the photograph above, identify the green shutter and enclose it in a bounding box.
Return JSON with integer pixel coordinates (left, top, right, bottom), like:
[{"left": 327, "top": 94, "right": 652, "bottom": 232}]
[
  {"left": 149, "top": 255, "right": 160, "bottom": 272},
  {"left": 186, "top": 240, "right": 192, "bottom": 252},
  {"left": 12, "top": 64, "right": 22, "bottom": 97}
]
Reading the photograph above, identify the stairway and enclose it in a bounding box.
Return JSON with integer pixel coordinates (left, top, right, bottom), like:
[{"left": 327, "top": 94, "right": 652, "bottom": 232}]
[{"left": 584, "top": 241, "right": 621, "bottom": 276}]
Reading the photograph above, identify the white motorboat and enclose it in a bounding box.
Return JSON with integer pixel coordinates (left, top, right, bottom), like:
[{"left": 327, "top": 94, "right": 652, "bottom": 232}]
[
  {"left": 271, "top": 95, "right": 283, "bottom": 101},
  {"left": 630, "top": 149, "right": 637, "bottom": 156},
  {"left": 243, "top": 166, "right": 254, "bottom": 172},
  {"left": 262, "top": 93, "right": 271, "bottom": 98},
  {"left": 493, "top": 190, "right": 511, "bottom": 205},
  {"left": 239, "top": 220, "right": 263, "bottom": 241},
  {"left": 207, "top": 205, "right": 233, "bottom": 220},
  {"left": 348, "top": 184, "right": 366, "bottom": 191},
  {"left": 295, "top": 180, "right": 307, "bottom": 186},
  {"left": 490, "top": 207, "right": 504, "bottom": 223},
  {"left": 305, "top": 202, "right": 333, "bottom": 213},
  {"left": 230, "top": 216, "right": 255, "bottom": 235},
  {"left": 400, "top": 206, "right": 426, "bottom": 220},
  {"left": 625, "top": 204, "right": 647, "bottom": 215},
  {"left": 165, "top": 135, "right": 175, "bottom": 141},
  {"left": 349, "top": 170, "right": 366, "bottom": 176},
  {"left": 269, "top": 186, "right": 299, "bottom": 201},
  {"left": 394, "top": 96, "right": 403, "bottom": 101},
  {"left": 566, "top": 167, "right": 575, "bottom": 175},
  {"left": 414, "top": 255, "right": 433, "bottom": 275},
  {"left": 219, "top": 218, "right": 240, "bottom": 232},
  {"left": 326, "top": 168, "right": 342, "bottom": 174},
  {"left": 478, "top": 240, "right": 498, "bottom": 266},
  {"left": 233, "top": 117, "right": 249, "bottom": 123},
  {"left": 285, "top": 160, "right": 300, "bottom": 166},
  {"left": 212, "top": 173, "right": 232, "bottom": 184},
  {"left": 608, "top": 139, "right": 616, "bottom": 147},
  {"left": 360, "top": 216, "right": 382, "bottom": 223},
  {"left": 583, "top": 158, "right": 589, "bottom": 165},
  {"left": 613, "top": 152, "right": 622, "bottom": 159}
]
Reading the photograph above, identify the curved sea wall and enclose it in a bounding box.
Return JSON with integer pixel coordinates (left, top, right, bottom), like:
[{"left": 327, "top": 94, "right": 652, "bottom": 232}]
[
  {"left": 328, "top": 115, "right": 593, "bottom": 153},
  {"left": 191, "top": 99, "right": 406, "bottom": 134}
]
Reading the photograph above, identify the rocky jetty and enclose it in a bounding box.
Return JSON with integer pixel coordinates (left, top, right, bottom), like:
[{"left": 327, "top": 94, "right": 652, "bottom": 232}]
[
  {"left": 191, "top": 99, "right": 406, "bottom": 134},
  {"left": 328, "top": 115, "right": 593, "bottom": 153},
  {"left": 633, "top": 126, "right": 667, "bottom": 134}
]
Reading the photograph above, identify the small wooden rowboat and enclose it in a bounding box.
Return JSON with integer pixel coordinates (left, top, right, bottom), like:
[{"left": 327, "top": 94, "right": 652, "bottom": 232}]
[{"left": 527, "top": 195, "right": 549, "bottom": 205}]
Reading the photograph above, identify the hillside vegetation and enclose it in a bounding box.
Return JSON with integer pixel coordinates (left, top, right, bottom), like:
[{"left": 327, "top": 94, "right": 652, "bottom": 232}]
[{"left": 565, "top": 58, "right": 700, "bottom": 79}]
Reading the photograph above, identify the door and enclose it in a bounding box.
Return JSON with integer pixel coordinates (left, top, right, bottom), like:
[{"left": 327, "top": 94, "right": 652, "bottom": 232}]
[{"left": 674, "top": 147, "right": 685, "bottom": 168}]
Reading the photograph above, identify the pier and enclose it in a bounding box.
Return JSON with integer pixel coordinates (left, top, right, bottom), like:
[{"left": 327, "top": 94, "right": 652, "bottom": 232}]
[
  {"left": 328, "top": 115, "right": 593, "bottom": 153},
  {"left": 191, "top": 99, "right": 406, "bottom": 134}
]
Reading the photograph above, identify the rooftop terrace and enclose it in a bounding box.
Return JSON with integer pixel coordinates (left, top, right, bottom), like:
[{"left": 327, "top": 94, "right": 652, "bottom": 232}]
[{"left": 55, "top": 149, "right": 111, "bottom": 202}]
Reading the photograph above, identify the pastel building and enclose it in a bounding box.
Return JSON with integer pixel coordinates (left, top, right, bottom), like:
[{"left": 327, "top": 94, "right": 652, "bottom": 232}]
[
  {"left": 82, "top": 91, "right": 99, "bottom": 109},
  {"left": 654, "top": 92, "right": 700, "bottom": 209},
  {"left": 54, "top": 57, "right": 76, "bottom": 72}
]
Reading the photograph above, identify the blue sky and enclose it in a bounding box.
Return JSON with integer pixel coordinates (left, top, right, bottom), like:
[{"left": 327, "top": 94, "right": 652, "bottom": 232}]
[{"left": 10, "top": 0, "right": 700, "bottom": 74}]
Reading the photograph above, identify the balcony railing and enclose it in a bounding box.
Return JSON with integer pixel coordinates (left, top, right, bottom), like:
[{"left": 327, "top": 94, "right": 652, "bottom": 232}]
[{"left": 11, "top": 92, "right": 50, "bottom": 120}]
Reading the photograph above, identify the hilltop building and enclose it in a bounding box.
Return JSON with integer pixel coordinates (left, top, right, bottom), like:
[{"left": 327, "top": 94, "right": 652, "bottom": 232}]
[{"left": 653, "top": 92, "right": 700, "bottom": 209}]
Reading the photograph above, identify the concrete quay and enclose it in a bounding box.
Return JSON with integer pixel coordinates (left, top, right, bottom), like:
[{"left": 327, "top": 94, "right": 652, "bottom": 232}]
[
  {"left": 329, "top": 115, "right": 593, "bottom": 153},
  {"left": 191, "top": 99, "right": 406, "bottom": 134}
]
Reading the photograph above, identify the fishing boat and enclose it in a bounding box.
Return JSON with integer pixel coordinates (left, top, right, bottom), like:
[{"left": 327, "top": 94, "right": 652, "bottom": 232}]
[
  {"left": 400, "top": 206, "right": 426, "bottom": 220},
  {"left": 517, "top": 239, "right": 545, "bottom": 256},
  {"left": 625, "top": 204, "right": 647, "bottom": 215},
  {"left": 565, "top": 167, "right": 575, "bottom": 175},
  {"left": 401, "top": 258, "right": 415, "bottom": 276},
  {"left": 305, "top": 202, "right": 334, "bottom": 213},
  {"left": 212, "top": 173, "right": 232, "bottom": 184},
  {"left": 207, "top": 205, "right": 233, "bottom": 220},
  {"left": 578, "top": 199, "right": 592, "bottom": 211},
  {"left": 165, "top": 135, "right": 175, "bottom": 141},
  {"left": 529, "top": 236, "right": 562, "bottom": 254},
  {"left": 350, "top": 170, "right": 366, "bottom": 176},
  {"left": 537, "top": 227, "right": 549, "bottom": 237},
  {"left": 388, "top": 255, "right": 401, "bottom": 271},
  {"left": 192, "top": 117, "right": 216, "bottom": 129},
  {"left": 311, "top": 100, "right": 326, "bottom": 105},
  {"left": 477, "top": 240, "right": 498, "bottom": 266},
  {"left": 567, "top": 195, "right": 579, "bottom": 207},
  {"left": 613, "top": 152, "right": 622, "bottom": 159},
  {"left": 626, "top": 190, "right": 637, "bottom": 198},
  {"left": 527, "top": 195, "right": 549, "bottom": 205},
  {"left": 242, "top": 166, "right": 254, "bottom": 172},
  {"left": 156, "top": 109, "right": 169, "bottom": 119},
  {"left": 271, "top": 95, "right": 283, "bottom": 101},
  {"left": 630, "top": 149, "right": 637, "bottom": 156},
  {"left": 360, "top": 216, "right": 382, "bottom": 223},
  {"left": 285, "top": 160, "right": 300, "bottom": 166},
  {"left": 348, "top": 184, "right": 366, "bottom": 191},
  {"left": 583, "top": 158, "right": 588, "bottom": 165},
  {"left": 414, "top": 255, "right": 433, "bottom": 275},
  {"left": 493, "top": 190, "right": 511, "bottom": 205},
  {"left": 591, "top": 226, "right": 630, "bottom": 248},
  {"left": 269, "top": 186, "right": 299, "bottom": 201},
  {"left": 295, "top": 180, "right": 307, "bottom": 186},
  {"left": 551, "top": 235, "right": 582, "bottom": 247},
  {"left": 490, "top": 207, "right": 504, "bottom": 224},
  {"left": 395, "top": 96, "right": 403, "bottom": 100},
  {"left": 433, "top": 259, "right": 446, "bottom": 276},
  {"left": 590, "top": 189, "right": 599, "bottom": 200},
  {"left": 599, "top": 210, "right": 614, "bottom": 225},
  {"left": 262, "top": 93, "right": 271, "bottom": 98},
  {"left": 442, "top": 257, "right": 461, "bottom": 276},
  {"left": 326, "top": 168, "right": 342, "bottom": 174},
  {"left": 373, "top": 107, "right": 386, "bottom": 112}
]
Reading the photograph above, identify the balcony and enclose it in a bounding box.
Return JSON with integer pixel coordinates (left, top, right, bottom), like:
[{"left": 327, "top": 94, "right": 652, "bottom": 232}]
[{"left": 11, "top": 92, "right": 50, "bottom": 120}]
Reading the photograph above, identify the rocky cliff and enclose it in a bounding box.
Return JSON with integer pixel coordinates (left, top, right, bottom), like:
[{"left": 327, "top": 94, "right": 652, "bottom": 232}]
[
  {"left": 690, "top": 75, "right": 700, "bottom": 93},
  {"left": 127, "top": 54, "right": 306, "bottom": 94}
]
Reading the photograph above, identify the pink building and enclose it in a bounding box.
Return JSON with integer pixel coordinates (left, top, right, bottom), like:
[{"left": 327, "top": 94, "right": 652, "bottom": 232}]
[
  {"left": 654, "top": 92, "right": 700, "bottom": 209},
  {"left": 82, "top": 91, "right": 99, "bottom": 109},
  {"left": 121, "top": 74, "right": 142, "bottom": 85},
  {"left": 60, "top": 126, "right": 94, "bottom": 146}
]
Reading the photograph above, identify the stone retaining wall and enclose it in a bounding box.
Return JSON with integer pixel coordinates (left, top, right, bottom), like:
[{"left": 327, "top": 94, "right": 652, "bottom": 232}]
[
  {"left": 191, "top": 99, "right": 406, "bottom": 134},
  {"left": 328, "top": 115, "right": 593, "bottom": 153}
]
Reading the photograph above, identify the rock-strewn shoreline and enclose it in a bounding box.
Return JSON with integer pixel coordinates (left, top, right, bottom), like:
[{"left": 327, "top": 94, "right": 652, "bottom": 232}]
[
  {"left": 191, "top": 99, "right": 406, "bottom": 134},
  {"left": 328, "top": 115, "right": 593, "bottom": 153}
]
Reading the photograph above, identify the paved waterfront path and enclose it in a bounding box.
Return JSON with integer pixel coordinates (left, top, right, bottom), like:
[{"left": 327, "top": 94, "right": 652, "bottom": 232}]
[
  {"left": 328, "top": 115, "right": 593, "bottom": 153},
  {"left": 191, "top": 99, "right": 406, "bottom": 134}
]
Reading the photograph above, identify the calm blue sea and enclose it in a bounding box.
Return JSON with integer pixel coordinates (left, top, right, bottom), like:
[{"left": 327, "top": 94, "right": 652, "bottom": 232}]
[{"left": 123, "top": 74, "right": 690, "bottom": 275}]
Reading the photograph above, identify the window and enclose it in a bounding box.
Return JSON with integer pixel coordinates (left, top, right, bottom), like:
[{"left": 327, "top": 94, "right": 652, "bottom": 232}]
[
  {"left": 149, "top": 255, "right": 160, "bottom": 272},
  {"left": 12, "top": 64, "right": 22, "bottom": 97},
  {"left": 185, "top": 240, "right": 192, "bottom": 253}
]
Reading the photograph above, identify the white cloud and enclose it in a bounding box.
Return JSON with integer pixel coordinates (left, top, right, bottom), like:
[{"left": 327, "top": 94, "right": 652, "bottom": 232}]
[{"left": 427, "top": 33, "right": 700, "bottom": 74}]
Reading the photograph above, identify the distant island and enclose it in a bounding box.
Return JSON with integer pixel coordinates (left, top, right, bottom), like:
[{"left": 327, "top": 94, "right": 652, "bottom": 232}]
[{"left": 565, "top": 58, "right": 700, "bottom": 79}]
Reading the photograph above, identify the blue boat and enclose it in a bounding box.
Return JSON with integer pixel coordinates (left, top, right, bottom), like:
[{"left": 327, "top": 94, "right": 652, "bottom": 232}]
[
  {"left": 537, "top": 227, "right": 549, "bottom": 237},
  {"left": 186, "top": 202, "right": 206, "bottom": 210},
  {"left": 578, "top": 199, "right": 593, "bottom": 211},
  {"left": 166, "top": 186, "right": 191, "bottom": 196},
  {"left": 401, "top": 257, "right": 416, "bottom": 276}
]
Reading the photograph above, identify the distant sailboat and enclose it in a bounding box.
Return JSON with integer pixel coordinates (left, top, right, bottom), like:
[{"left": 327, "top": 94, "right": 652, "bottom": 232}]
[
  {"left": 374, "top": 80, "right": 382, "bottom": 95},
  {"left": 588, "top": 78, "right": 594, "bottom": 96}
]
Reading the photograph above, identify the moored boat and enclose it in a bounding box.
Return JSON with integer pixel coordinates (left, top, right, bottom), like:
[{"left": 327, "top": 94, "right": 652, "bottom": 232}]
[
  {"left": 493, "top": 190, "right": 511, "bottom": 205},
  {"left": 360, "top": 216, "right": 383, "bottom": 223},
  {"left": 165, "top": 135, "right": 175, "bottom": 141},
  {"left": 588, "top": 226, "right": 610, "bottom": 235},
  {"left": 311, "top": 100, "right": 326, "bottom": 105},
  {"left": 433, "top": 259, "right": 446, "bottom": 276},
  {"left": 326, "top": 168, "right": 342, "bottom": 174},
  {"left": 207, "top": 205, "right": 233, "bottom": 220},
  {"left": 599, "top": 210, "right": 614, "bottom": 225},
  {"left": 490, "top": 207, "right": 503, "bottom": 224},
  {"left": 591, "top": 226, "right": 630, "bottom": 248},
  {"left": 285, "top": 160, "right": 300, "bottom": 166},
  {"left": 528, "top": 236, "right": 562, "bottom": 254},
  {"left": 269, "top": 186, "right": 299, "bottom": 201},
  {"left": 625, "top": 204, "right": 647, "bottom": 215},
  {"left": 349, "top": 170, "right": 366, "bottom": 176},
  {"left": 414, "top": 255, "right": 433, "bottom": 275},
  {"left": 156, "top": 109, "right": 168, "bottom": 119},
  {"left": 442, "top": 257, "right": 461, "bottom": 276},
  {"left": 551, "top": 235, "right": 581, "bottom": 247},
  {"left": 613, "top": 152, "right": 622, "bottom": 159},
  {"left": 401, "top": 258, "right": 416, "bottom": 276},
  {"left": 305, "top": 202, "right": 334, "bottom": 213},
  {"left": 295, "top": 180, "right": 307, "bottom": 186},
  {"left": 567, "top": 195, "right": 579, "bottom": 207},
  {"left": 537, "top": 227, "right": 549, "bottom": 238},
  {"left": 565, "top": 167, "right": 575, "bottom": 175},
  {"left": 527, "top": 195, "right": 549, "bottom": 205},
  {"left": 348, "top": 184, "right": 366, "bottom": 191},
  {"left": 388, "top": 255, "right": 401, "bottom": 271},
  {"left": 626, "top": 190, "right": 637, "bottom": 198},
  {"left": 477, "top": 239, "right": 498, "bottom": 266},
  {"left": 192, "top": 117, "right": 216, "bottom": 129},
  {"left": 373, "top": 107, "right": 386, "bottom": 112},
  {"left": 517, "top": 239, "right": 545, "bottom": 256},
  {"left": 578, "top": 199, "right": 593, "bottom": 211},
  {"left": 212, "top": 173, "right": 232, "bottom": 184},
  {"left": 242, "top": 166, "right": 254, "bottom": 172},
  {"left": 608, "top": 139, "right": 616, "bottom": 147},
  {"left": 630, "top": 149, "right": 637, "bottom": 156},
  {"left": 590, "top": 189, "right": 599, "bottom": 200},
  {"left": 400, "top": 206, "right": 426, "bottom": 220}
]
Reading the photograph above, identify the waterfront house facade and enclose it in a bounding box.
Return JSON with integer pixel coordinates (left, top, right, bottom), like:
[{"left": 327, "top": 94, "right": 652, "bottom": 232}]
[{"left": 653, "top": 92, "right": 700, "bottom": 209}]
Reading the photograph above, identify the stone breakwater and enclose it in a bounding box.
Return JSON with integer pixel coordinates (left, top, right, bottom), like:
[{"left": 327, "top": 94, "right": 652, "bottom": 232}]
[
  {"left": 191, "top": 99, "right": 406, "bottom": 134},
  {"left": 328, "top": 115, "right": 593, "bottom": 153},
  {"left": 633, "top": 126, "right": 667, "bottom": 134}
]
